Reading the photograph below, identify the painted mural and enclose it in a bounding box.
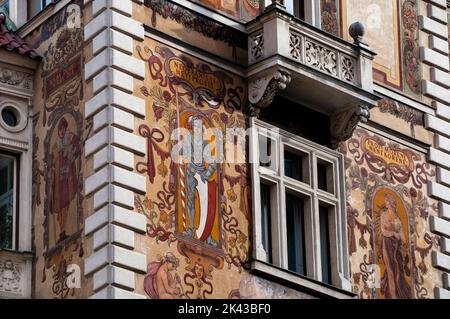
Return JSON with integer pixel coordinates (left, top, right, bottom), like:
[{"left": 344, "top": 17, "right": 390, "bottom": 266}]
[
  {"left": 27, "top": 1, "right": 87, "bottom": 299},
  {"left": 135, "top": 38, "right": 270, "bottom": 299},
  {"left": 189, "top": 0, "right": 259, "bottom": 21},
  {"left": 341, "top": 0, "right": 421, "bottom": 97},
  {"left": 321, "top": 0, "right": 341, "bottom": 36},
  {"left": 341, "top": 128, "right": 440, "bottom": 299},
  {"left": 143, "top": 0, "right": 247, "bottom": 63}
]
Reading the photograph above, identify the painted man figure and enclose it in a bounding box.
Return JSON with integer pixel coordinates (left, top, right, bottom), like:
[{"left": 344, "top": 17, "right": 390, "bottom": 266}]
[
  {"left": 179, "top": 115, "right": 219, "bottom": 247},
  {"left": 50, "top": 117, "right": 80, "bottom": 243}
]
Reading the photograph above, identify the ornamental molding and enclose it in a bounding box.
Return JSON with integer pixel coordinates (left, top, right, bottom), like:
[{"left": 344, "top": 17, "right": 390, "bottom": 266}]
[
  {"left": 0, "top": 259, "right": 23, "bottom": 295},
  {"left": 0, "top": 68, "right": 33, "bottom": 91},
  {"left": 248, "top": 69, "right": 291, "bottom": 116},
  {"left": 330, "top": 104, "right": 370, "bottom": 149}
]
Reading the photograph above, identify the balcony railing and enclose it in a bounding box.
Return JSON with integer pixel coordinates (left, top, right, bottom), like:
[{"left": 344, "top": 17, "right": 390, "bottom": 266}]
[{"left": 246, "top": 1, "right": 381, "bottom": 147}]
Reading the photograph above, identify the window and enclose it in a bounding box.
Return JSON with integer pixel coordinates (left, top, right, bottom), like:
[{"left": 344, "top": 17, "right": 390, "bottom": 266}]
[
  {"left": 250, "top": 119, "right": 350, "bottom": 292},
  {"left": 285, "top": 0, "right": 305, "bottom": 20},
  {"left": 263, "top": 0, "right": 321, "bottom": 28},
  {"left": 0, "top": 153, "right": 17, "bottom": 250},
  {"left": 27, "top": 0, "right": 51, "bottom": 19}
]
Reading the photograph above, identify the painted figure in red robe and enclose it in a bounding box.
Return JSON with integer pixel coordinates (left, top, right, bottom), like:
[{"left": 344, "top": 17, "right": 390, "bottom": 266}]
[{"left": 50, "top": 117, "right": 80, "bottom": 243}]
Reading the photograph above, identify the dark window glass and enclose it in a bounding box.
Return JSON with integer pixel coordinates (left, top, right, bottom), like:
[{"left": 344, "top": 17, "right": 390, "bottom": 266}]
[
  {"left": 1, "top": 108, "right": 17, "bottom": 127},
  {"left": 0, "top": 155, "right": 15, "bottom": 250},
  {"left": 286, "top": 193, "right": 306, "bottom": 275},
  {"left": 317, "top": 162, "right": 328, "bottom": 192},
  {"left": 28, "top": 0, "right": 51, "bottom": 19},
  {"left": 284, "top": 149, "right": 308, "bottom": 183},
  {"left": 284, "top": 151, "right": 302, "bottom": 181},
  {"left": 319, "top": 205, "right": 332, "bottom": 284},
  {"left": 260, "top": 183, "right": 272, "bottom": 263}
]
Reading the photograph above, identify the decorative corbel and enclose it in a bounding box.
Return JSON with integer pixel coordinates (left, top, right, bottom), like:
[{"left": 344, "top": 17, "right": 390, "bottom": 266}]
[
  {"left": 330, "top": 104, "right": 370, "bottom": 149},
  {"left": 248, "top": 69, "right": 291, "bottom": 117}
]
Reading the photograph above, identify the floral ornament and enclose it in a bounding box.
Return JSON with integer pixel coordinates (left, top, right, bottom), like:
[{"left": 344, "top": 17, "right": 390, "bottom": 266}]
[
  {"left": 135, "top": 195, "right": 177, "bottom": 246},
  {"left": 402, "top": 0, "right": 421, "bottom": 95}
]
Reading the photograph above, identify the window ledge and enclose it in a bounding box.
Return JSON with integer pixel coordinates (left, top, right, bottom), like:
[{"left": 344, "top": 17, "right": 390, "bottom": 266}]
[{"left": 251, "top": 260, "right": 356, "bottom": 299}]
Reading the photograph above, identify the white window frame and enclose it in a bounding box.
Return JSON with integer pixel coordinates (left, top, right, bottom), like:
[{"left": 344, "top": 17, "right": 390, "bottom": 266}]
[
  {"left": 263, "top": 0, "right": 322, "bottom": 28},
  {"left": 0, "top": 152, "right": 18, "bottom": 251},
  {"left": 7, "top": 0, "right": 53, "bottom": 28},
  {"left": 250, "top": 118, "right": 351, "bottom": 295}
]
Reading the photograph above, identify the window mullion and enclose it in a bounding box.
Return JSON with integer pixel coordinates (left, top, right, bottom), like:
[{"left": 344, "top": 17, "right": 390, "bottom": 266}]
[
  {"left": 278, "top": 141, "right": 288, "bottom": 270},
  {"left": 12, "top": 156, "right": 17, "bottom": 251},
  {"left": 250, "top": 118, "right": 267, "bottom": 262},
  {"left": 311, "top": 152, "right": 322, "bottom": 281}
]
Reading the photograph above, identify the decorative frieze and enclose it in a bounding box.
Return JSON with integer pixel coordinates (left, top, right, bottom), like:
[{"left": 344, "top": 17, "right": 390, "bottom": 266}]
[
  {"left": 0, "top": 68, "right": 33, "bottom": 90},
  {"left": 0, "top": 251, "right": 33, "bottom": 299}
]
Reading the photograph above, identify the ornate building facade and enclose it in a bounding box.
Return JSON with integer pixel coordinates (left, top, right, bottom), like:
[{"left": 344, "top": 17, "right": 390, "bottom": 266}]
[{"left": 0, "top": 0, "right": 449, "bottom": 299}]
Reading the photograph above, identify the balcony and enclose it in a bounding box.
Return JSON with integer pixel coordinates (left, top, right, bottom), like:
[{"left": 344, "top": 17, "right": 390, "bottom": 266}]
[{"left": 246, "top": 1, "right": 381, "bottom": 147}]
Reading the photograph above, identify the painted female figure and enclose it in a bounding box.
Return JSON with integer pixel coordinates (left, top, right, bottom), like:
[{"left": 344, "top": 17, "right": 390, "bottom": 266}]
[{"left": 377, "top": 193, "right": 412, "bottom": 299}]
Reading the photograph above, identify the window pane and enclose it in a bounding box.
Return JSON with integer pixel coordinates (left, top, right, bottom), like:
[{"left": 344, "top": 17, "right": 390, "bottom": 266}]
[
  {"left": 0, "top": 155, "right": 15, "bottom": 250},
  {"left": 286, "top": 193, "right": 306, "bottom": 275},
  {"left": 285, "top": 0, "right": 305, "bottom": 20},
  {"left": 319, "top": 205, "right": 332, "bottom": 285},
  {"left": 317, "top": 159, "right": 334, "bottom": 194},
  {"left": 28, "top": 0, "right": 51, "bottom": 18},
  {"left": 259, "top": 134, "right": 277, "bottom": 171},
  {"left": 284, "top": 148, "right": 309, "bottom": 184},
  {"left": 260, "top": 183, "right": 272, "bottom": 263}
]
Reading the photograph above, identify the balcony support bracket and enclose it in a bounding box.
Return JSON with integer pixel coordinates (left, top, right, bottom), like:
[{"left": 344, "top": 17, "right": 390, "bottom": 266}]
[
  {"left": 249, "top": 68, "right": 291, "bottom": 117},
  {"left": 330, "top": 104, "right": 370, "bottom": 149}
]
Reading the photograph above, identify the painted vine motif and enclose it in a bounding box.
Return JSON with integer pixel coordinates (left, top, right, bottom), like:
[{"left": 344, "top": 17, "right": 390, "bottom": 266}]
[
  {"left": 342, "top": 128, "right": 439, "bottom": 299},
  {"left": 401, "top": 0, "right": 421, "bottom": 96},
  {"left": 378, "top": 98, "right": 423, "bottom": 126},
  {"left": 144, "top": 0, "right": 247, "bottom": 52},
  {"left": 138, "top": 41, "right": 250, "bottom": 299}
]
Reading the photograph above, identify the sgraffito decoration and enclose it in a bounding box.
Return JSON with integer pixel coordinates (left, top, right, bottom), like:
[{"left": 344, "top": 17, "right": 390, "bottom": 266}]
[
  {"left": 342, "top": 128, "right": 439, "bottom": 299},
  {"left": 188, "top": 0, "right": 259, "bottom": 21},
  {"left": 138, "top": 40, "right": 250, "bottom": 298},
  {"left": 42, "top": 110, "right": 84, "bottom": 285},
  {"left": 144, "top": 0, "right": 247, "bottom": 53},
  {"left": 401, "top": 0, "right": 421, "bottom": 96},
  {"left": 228, "top": 273, "right": 317, "bottom": 299},
  {"left": 29, "top": 3, "right": 86, "bottom": 298},
  {"left": 24, "top": 0, "right": 84, "bottom": 49},
  {"left": 42, "top": 28, "right": 84, "bottom": 126},
  {"left": 377, "top": 98, "right": 423, "bottom": 126},
  {"left": 341, "top": 0, "right": 421, "bottom": 97}
]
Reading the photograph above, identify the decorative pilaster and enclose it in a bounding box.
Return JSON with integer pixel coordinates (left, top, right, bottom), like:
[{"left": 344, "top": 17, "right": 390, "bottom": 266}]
[
  {"left": 419, "top": 0, "right": 450, "bottom": 299},
  {"left": 82, "top": 0, "right": 148, "bottom": 299}
]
